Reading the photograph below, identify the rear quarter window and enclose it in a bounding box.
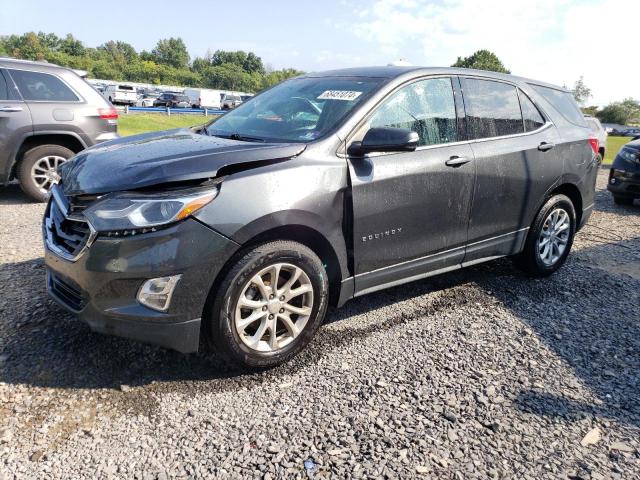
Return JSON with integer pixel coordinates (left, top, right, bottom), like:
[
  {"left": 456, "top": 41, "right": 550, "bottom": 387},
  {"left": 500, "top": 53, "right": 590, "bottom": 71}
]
[
  {"left": 529, "top": 84, "right": 587, "bottom": 127},
  {"left": 9, "top": 69, "right": 79, "bottom": 102}
]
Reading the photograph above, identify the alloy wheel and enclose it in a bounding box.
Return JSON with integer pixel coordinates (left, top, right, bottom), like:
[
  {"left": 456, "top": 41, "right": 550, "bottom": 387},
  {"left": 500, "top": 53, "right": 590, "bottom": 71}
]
[
  {"left": 30, "top": 155, "right": 66, "bottom": 193},
  {"left": 537, "top": 207, "right": 570, "bottom": 266},
  {"left": 234, "top": 263, "right": 314, "bottom": 352}
]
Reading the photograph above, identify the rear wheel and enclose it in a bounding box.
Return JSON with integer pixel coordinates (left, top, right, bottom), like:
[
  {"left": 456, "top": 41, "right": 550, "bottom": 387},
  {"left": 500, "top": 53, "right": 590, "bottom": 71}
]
[
  {"left": 206, "top": 240, "right": 329, "bottom": 368},
  {"left": 17, "top": 144, "right": 74, "bottom": 202},
  {"left": 613, "top": 195, "right": 634, "bottom": 205},
  {"left": 514, "top": 194, "right": 576, "bottom": 276}
]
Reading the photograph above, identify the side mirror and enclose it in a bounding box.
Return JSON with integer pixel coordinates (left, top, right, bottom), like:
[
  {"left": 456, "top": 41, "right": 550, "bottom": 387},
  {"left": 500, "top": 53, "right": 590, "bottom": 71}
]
[{"left": 348, "top": 127, "right": 419, "bottom": 156}]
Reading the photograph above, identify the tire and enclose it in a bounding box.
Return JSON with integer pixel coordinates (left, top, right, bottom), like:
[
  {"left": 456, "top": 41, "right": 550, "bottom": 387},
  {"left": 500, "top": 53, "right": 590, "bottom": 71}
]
[
  {"left": 613, "top": 195, "right": 634, "bottom": 206},
  {"left": 17, "top": 144, "right": 74, "bottom": 202},
  {"left": 206, "top": 240, "right": 329, "bottom": 368},
  {"left": 514, "top": 194, "right": 576, "bottom": 277}
]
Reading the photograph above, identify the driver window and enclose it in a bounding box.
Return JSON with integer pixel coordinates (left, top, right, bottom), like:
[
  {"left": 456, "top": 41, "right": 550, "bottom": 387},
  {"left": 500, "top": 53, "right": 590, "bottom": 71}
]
[{"left": 370, "top": 77, "right": 458, "bottom": 146}]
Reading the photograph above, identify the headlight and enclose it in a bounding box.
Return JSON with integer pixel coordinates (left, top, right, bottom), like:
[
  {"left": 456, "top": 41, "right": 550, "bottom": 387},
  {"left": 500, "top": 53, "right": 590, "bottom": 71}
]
[
  {"left": 84, "top": 187, "right": 218, "bottom": 233},
  {"left": 618, "top": 147, "right": 639, "bottom": 162}
]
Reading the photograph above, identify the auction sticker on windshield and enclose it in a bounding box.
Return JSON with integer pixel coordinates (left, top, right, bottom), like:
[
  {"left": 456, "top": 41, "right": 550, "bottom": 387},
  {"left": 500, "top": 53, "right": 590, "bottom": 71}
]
[{"left": 318, "top": 90, "right": 362, "bottom": 101}]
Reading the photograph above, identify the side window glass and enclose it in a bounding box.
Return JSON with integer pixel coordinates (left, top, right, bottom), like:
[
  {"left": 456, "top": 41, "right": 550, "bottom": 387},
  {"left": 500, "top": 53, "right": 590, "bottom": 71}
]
[
  {"left": 370, "top": 77, "right": 458, "bottom": 147},
  {"left": 463, "top": 79, "right": 524, "bottom": 139},
  {"left": 8, "top": 69, "right": 79, "bottom": 102},
  {"left": 0, "top": 71, "right": 9, "bottom": 101},
  {"left": 519, "top": 90, "right": 545, "bottom": 132}
]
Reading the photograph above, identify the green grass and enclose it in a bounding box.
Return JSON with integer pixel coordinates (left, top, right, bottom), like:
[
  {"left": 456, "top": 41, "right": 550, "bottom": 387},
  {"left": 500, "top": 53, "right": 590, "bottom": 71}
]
[
  {"left": 118, "top": 113, "right": 213, "bottom": 137},
  {"left": 603, "top": 136, "right": 633, "bottom": 165}
]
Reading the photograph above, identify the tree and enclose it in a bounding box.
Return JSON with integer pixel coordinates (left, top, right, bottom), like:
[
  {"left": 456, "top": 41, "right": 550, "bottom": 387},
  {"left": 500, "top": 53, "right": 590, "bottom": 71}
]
[
  {"left": 99, "top": 41, "right": 138, "bottom": 63},
  {"left": 59, "top": 34, "right": 85, "bottom": 56},
  {"left": 452, "top": 50, "right": 510, "bottom": 73},
  {"left": 0, "top": 31, "right": 303, "bottom": 93},
  {"left": 151, "top": 37, "right": 189, "bottom": 69},
  {"left": 581, "top": 105, "right": 599, "bottom": 116},
  {"left": 211, "top": 49, "right": 264, "bottom": 74},
  {"left": 571, "top": 76, "right": 591, "bottom": 106},
  {"left": 596, "top": 98, "right": 640, "bottom": 124}
]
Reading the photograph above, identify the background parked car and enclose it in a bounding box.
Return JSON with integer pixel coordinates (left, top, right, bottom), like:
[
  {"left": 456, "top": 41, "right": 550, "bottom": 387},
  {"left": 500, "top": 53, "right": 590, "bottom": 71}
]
[
  {"left": 102, "top": 84, "right": 137, "bottom": 105},
  {"left": 136, "top": 92, "right": 159, "bottom": 107},
  {"left": 584, "top": 115, "right": 607, "bottom": 160},
  {"left": 221, "top": 93, "right": 243, "bottom": 109},
  {"left": 0, "top": 57, "right": 118, "bottom": 201},
  {"left": 608, "top": 138, "right": 640, "bottom": 205},
  {"left": 153, "top": 93, "right": 191, "bottom": 108},
  {"left": 622, "top": 127, "right": 640, "bottom": 137}
]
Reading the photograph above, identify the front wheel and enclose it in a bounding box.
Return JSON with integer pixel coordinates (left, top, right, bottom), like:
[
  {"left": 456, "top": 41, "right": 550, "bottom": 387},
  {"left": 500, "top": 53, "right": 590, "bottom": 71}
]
[
  {"left": 206, "top": 241, "right": 329, "bottom": 368},
  {"left": 514, "top": 194, "right": 576, "bottom": 276}
]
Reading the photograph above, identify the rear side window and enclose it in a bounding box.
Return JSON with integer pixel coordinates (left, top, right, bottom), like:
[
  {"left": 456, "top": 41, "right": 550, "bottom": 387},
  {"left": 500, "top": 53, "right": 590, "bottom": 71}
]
[
  {"left": 529, "top": 84, "right": 587, "bottom": 127},
  {"left": 370, "top": 77, "right": 458, "bottom": 146},
  {"left": 462, "top": 79, "right": 523, "bottom": 139},
  {"left": 9, "top": 69, "right": 79, "bottom": 102},
  {"left": 519, "top": 91, "right": 545, "bottom": 132}
]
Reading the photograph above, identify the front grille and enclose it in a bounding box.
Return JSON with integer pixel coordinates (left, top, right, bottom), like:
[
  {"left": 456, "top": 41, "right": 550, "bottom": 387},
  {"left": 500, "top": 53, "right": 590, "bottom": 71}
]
[
  {"left": 48, "top": 271, "right": 86, "bottom": 311},
  {"left": 44, "top": 184, "right": 95, "bottom": 261}
]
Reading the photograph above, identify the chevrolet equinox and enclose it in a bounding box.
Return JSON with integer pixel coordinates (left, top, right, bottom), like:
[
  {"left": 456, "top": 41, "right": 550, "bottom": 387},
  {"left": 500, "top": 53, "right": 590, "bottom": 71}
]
[{"left": 44, "top": 67, "right": 599, "bottom": 367}]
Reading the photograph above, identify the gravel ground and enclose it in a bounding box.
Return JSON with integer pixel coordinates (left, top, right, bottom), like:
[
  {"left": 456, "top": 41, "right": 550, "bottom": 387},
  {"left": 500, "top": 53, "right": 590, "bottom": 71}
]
[{"left": 0, "top": 170, "right": 638, "bottom": 479}]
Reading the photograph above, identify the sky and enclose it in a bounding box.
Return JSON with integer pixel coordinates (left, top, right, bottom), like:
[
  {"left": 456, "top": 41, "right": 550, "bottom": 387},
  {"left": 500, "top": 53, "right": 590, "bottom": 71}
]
[{"left": 1, "top": 0, "right": 638, "bottom": 106}]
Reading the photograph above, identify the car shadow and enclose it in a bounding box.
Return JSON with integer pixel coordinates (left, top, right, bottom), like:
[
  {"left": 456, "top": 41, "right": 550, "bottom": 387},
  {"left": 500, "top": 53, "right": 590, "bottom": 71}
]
[
  {"left": 0, "top": 235, "right": 638, "bottom": 429},
  {"left": 0, "top": 183, "right": 37, "bottom": 205}
]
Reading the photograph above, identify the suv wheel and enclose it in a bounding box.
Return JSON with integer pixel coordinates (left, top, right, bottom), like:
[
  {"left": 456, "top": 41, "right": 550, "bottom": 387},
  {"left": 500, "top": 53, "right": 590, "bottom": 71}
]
[
  {"left": 206, "top": 240, "right": 329, "bottom": 368},
  {"left": 17, "top": 144, "right": 74, "bottom": 202},
  {"left": 514, "top": 194, "right": 576, "bottom": 276}
]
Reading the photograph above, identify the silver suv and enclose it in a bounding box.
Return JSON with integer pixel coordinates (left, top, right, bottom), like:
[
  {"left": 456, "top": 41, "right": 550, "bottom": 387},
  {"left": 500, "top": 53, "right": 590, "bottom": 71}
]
[{"left": 0, "top": 58, "right": 118, "bottom": 201}]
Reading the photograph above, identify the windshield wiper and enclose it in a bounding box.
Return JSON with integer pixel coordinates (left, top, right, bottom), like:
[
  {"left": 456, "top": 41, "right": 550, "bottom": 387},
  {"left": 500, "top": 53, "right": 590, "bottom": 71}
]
[
  {"left": 209, "top": 132, "right": 266, "bottom": 143},
  {"left": 229, "top": 133, "right": 266, "bottom": 143}
]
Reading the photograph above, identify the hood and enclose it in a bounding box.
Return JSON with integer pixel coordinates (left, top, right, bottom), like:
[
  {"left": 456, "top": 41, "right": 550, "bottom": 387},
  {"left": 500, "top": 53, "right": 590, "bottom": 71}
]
[{"left": 59, "top": 129, "right": 306, "bottom": 196}]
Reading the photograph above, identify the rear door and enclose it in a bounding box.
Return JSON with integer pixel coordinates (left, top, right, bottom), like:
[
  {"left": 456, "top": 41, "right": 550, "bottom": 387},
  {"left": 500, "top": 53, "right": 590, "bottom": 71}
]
[
  {"left": 0, "top": 69, "right": 32, "bottom": 183},
  {"left": 460, "top": 77, "right": 562, "bottom": 263},
  {"left": 348, "top": 76, "right": 476, "bottom": 294}
]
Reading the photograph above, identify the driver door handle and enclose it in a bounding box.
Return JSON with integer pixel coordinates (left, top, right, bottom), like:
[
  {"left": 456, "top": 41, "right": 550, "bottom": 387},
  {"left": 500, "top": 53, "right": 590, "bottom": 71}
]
[
  {"left": 0, "top": 106, "right": 23, "bottom": 113},
  {"left": 538, "top": 142, "right": 555, "bottom": 152},
  {"left": 445, "top": 155, "right": 471, "bottom": 167}
]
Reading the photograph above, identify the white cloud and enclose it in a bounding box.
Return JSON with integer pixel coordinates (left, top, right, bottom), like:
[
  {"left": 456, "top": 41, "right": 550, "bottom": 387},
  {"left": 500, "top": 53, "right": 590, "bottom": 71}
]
[{"left": 350, "top": 0, "right": 640, "bottom": 105}]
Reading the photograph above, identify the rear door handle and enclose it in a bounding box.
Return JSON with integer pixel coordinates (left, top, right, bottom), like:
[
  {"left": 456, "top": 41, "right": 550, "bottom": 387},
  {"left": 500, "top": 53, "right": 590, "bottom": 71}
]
[
  {"left": 445, "top": 156, "right": 471, "bottom": 167},
  {"left": 0, "top": 106, "right": 23, "bottom": 113},
  {"left": 538, "top": 142, "right": 555, "bottom": 152}
]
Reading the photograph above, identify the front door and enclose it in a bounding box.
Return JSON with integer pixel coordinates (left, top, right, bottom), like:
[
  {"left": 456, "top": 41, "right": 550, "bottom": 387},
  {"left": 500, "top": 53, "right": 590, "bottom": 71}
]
[{"left": 347, "top": 76, "right": 475, "bottom": 294}]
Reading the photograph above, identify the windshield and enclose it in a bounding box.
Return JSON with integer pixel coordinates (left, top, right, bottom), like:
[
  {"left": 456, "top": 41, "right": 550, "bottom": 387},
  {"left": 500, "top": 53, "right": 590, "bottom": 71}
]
[{"left": 207, "top": 76, "right": 383, "bottom": 142}]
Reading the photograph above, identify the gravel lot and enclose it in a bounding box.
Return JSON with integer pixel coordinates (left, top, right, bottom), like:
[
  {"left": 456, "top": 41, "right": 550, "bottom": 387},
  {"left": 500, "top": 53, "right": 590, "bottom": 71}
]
[{"left": 0, "top": 170, "right": 638, "bottom": 479}]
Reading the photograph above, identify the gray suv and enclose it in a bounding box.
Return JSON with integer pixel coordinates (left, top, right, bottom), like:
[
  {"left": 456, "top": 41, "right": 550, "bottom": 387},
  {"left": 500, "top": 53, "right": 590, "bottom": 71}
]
[
  {"left": 0, "top": 58, "right": 118, "bottom": 201},
  {"left": 44, "top": 67, "right": 599, "bottom": 368}
]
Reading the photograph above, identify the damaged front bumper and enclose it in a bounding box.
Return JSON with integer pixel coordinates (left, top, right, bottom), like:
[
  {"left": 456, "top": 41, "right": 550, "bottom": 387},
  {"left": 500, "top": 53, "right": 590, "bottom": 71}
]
[{"left": 45, "top": 217, "right": 239, "bottom": 353}]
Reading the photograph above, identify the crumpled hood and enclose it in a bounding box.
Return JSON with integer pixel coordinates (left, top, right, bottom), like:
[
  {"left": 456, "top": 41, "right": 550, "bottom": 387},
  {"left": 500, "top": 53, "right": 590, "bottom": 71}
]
[{"left": 59, "top": 129, "right": 306, "bottom": 195}]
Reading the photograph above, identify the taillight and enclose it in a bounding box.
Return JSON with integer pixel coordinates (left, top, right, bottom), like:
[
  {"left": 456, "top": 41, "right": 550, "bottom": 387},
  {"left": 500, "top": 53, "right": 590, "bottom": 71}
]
[
  {"left": 98, "top": 107, "right": 118, "bottom": 120},
  {"left": 588, "top": 136, "right": 599, "bottom": 155}
]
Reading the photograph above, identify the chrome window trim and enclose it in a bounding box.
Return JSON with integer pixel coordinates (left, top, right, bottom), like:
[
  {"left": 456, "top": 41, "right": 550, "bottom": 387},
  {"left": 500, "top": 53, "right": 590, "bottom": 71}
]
[{"left": 338, "top": 73, "right": 556, "bottom": 158}]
